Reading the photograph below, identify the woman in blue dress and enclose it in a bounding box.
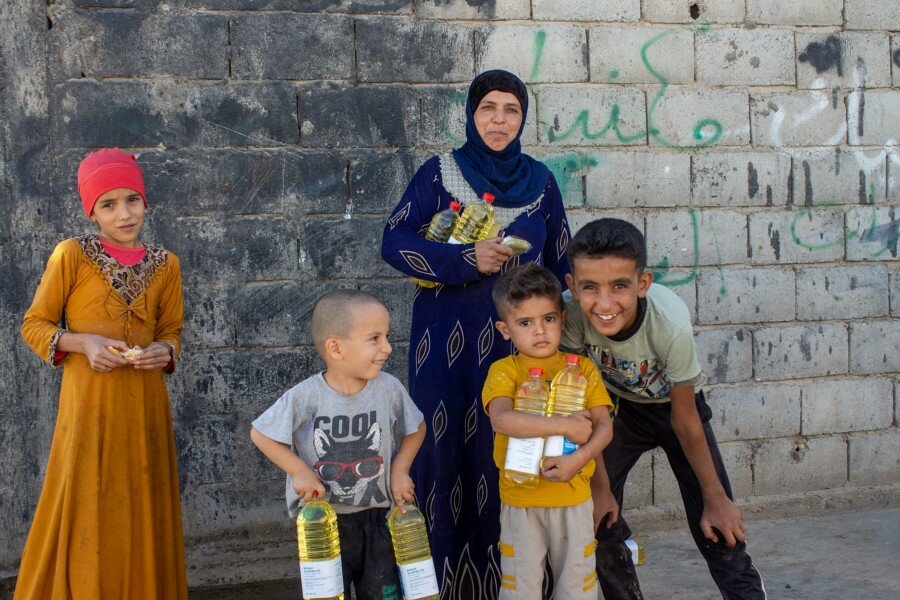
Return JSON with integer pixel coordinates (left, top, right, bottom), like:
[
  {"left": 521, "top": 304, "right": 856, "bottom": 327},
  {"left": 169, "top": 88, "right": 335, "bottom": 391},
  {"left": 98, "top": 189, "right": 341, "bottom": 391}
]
[{"left": 381, "top": 70, "right": 571, "bottom": 600}]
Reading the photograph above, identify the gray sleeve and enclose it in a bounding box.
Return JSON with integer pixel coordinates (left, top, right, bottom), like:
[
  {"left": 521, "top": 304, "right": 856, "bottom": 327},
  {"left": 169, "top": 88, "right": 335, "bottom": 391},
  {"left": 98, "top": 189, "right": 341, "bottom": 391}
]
[
  {"left": 391, "top": 380, "right": 424, "bottom": 437},
  {"left": 252, "top": 387, "right": 304, "bottom": 446}
]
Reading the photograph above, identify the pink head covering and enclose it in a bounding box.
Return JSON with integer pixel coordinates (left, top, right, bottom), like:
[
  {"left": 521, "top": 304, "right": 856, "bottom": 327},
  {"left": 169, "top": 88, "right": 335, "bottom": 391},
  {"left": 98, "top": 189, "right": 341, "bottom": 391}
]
[{"left": 77, "top": 148, "right": 147, "bottom": 217}]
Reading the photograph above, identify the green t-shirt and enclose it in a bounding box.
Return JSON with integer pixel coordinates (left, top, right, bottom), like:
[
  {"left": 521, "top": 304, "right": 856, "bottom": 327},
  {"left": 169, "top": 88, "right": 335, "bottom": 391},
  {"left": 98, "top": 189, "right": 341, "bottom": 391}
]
[{"left": 561, "top": 283, "right": 704, "bottom": 404}]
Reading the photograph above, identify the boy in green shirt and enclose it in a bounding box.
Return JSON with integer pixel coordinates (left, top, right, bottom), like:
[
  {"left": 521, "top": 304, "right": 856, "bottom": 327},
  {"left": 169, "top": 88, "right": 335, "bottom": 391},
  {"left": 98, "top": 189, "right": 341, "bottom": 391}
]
[{"left": 561, "top": 219, "right": 766, "bottom": 599}]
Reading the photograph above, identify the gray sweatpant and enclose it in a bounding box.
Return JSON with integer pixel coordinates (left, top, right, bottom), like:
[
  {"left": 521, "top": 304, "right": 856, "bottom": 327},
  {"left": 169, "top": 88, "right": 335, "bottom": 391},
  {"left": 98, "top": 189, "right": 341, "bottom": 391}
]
[{"left": 498, "top": 500, "right": 598, "bottom": 599}]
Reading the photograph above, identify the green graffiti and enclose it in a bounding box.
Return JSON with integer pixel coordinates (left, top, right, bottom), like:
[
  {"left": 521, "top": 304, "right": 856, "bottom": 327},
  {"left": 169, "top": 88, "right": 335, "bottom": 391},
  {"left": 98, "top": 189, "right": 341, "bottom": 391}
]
[
  {"left": 548, "top": 30, "right": 723, "bottom": 150},
  {"left": 542, "top": 151, "right": 600, "bottom": 201},
  {"left": 651, "top": 208, "right": 700, "bottom": 287},
  {"left": 438, "top": 89, "right": 468, "bottom": 147},
  {"left": 530, "top": 30, "right": 547, "bottom": 82},
  {"left": 609, "top": 69, "right": 620, "bottom": 80},
  {"left": 789, "top": 207, "right": 898, "bottom": 258}
]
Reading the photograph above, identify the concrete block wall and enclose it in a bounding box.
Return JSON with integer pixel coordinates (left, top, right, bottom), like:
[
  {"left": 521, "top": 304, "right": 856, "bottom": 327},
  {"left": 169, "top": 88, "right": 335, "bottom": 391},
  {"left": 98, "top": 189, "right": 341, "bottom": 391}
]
[{"left": 0, "top": 0, "right": 897, "bottom": 588}]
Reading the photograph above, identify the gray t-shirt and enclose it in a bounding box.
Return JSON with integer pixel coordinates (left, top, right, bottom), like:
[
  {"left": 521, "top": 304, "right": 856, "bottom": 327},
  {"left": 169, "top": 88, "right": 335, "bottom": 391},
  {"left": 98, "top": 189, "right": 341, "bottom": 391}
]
[
  {"left": 252, "top": 371, "right": 424, "bottom": 516},
  {"left": 561, "top": 283, "right": 704, "bottom": 404}
]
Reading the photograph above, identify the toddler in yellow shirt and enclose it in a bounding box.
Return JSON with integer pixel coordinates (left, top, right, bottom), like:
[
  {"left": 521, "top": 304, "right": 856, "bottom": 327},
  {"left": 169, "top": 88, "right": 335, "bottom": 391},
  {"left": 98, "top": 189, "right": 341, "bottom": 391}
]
[{"left": 482, "top": 263, "right": 613, "bottom": 599}]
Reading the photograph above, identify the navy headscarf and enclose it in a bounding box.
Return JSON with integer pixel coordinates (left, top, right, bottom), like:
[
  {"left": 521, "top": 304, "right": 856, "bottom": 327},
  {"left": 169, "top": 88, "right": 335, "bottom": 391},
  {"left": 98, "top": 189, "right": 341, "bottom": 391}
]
[{"left": 451, "top": 70, "right": 550, "bottom": 208}]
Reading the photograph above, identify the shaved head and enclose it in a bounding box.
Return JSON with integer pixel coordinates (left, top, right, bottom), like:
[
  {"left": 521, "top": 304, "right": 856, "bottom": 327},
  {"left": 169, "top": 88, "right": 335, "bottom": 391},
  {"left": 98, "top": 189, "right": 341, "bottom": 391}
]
[{"left": 310, "top": 290, "right": 386, "bottom": 354}]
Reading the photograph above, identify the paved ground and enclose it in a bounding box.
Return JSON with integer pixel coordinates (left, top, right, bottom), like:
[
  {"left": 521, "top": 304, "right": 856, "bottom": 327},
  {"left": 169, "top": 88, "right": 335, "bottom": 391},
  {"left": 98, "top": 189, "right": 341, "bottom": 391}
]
[{"left": 188, "top": 506, "right": 900, "bottom": 599}]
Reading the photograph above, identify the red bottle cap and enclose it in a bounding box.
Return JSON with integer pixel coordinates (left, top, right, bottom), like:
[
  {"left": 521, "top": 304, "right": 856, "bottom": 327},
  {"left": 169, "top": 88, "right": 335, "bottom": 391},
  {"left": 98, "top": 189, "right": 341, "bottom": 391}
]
[
  {"left": 529, "top": 367, "right": 544, "bottom": 377},
  {"left": 482, "top": 192, "right": 495, "bottom": 204},
  {"left": 566, "top": 354, "right": 579, "bottom": 364},
  {"left": 449, "top": 201, "right": 461, "bottom": 211}
]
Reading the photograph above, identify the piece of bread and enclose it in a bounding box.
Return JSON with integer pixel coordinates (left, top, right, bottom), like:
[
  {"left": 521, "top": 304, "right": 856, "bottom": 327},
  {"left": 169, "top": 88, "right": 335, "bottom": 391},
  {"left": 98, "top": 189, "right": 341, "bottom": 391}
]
[{"left": 108, "top": 345, "right": 144, "bottom": 361}]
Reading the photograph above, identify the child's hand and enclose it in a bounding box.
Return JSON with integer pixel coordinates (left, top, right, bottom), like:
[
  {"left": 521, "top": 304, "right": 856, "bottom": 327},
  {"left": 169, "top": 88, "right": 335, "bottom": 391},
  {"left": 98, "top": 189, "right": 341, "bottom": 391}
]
[
  {"left": 291, "top": 470, "right": 326, "bottom": 502},
  {"left": 131, "top": 342, "right": 173, "bottom": 370},
  {"left": 390, "top": 467, "right": 415, "bottom": 511},
  {"left": 701, "top": 494, "right": 746, "bottom": 548},
  {"left": 541, "top": 453, "right": 586, "bottom": 483},
  {"left": 563, "top": 410, "right": 593, "bottom": 445},
  {"left": 82, "top": 335, "right": 130, "bottom": 372},
  {"left": 591, "top": 484, "right": 619, "bottom": 532}
]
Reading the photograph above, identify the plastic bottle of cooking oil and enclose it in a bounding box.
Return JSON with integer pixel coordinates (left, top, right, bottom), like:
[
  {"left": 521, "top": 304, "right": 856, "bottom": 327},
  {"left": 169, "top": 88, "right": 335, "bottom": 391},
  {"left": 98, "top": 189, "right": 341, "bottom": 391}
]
[
  {"left": 625, "top": 538, "right": 645, "bottom": 565},
  {"left": 297, "top": 495, "right": 344, "bottom": 600},
  {"left": 503, "top": 367, "right": 549, "bottom": 488},
  {"left": 544, "top": 354, "right": 588, "bottom": 458},
  {"left": 413, "top": 201, "right": 462, "bottom": 288},
  {"left": 448, "top": 193, "right": 495, "bottom": 244},
  {"left": 387, "top": 503, "right": 440, "bottom": 600}
]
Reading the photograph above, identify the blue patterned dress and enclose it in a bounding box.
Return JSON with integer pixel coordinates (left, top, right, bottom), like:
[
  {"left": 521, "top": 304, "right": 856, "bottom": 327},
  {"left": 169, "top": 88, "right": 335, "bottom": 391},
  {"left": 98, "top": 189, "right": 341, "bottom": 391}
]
[{"left": 381, "top": 153, "right": 571, "bottom": 600}]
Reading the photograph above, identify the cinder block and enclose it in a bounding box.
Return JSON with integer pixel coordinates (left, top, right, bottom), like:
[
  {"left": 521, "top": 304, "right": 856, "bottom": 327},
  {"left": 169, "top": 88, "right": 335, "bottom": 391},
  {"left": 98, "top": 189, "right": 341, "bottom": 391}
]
[
  {"left": 797, "top": 32, "right": 891, "bottom": 90},
  {"left": 845, "top": 0, "right": 900, "bottom": 30},
  {"left": 525, "top": 149, "right": 601, "bottom": 207},
  {"left": 718, "top": 441, "right": 754, "bottom": 500},
  {"left": 533, "top": 0, "right": 639, "bottom": 22},
  {"left": 801, "top": 377, "right": 893, "bottom": 435},
  {"left": 622, "top": 451, "right": 652, "bottom": 509},
  {"left": 55, "top": 81, "right": 299, "bottom": 148},
  {"left": 746, "top": 0, "right": 842, "bottom": 25},
  {"left": 893, "top": 37, "right": 900, "bottom": 87},
  {"left": 539, "top": 87, "right": 646, "bottom": 146},
  {"left": 359, "top": 280, "right": 416, "bottom": 342},
  {"left": 849, "top": 430, "right": 900, "bottom": 485},
  {"left": 234, "top": 282, "right": 326, "bottom": 347},
  {"left": 589, "top": 26, "right": 693, "bottom": 84},
  {"left": 139, "top": 150, "right": 349, "bottom": 218},
  {"left": 796, "top": 265, "right": 889, "bottom": 320},
  {"left": 706, "top": 382, "right": 801, "bottom": 442},
  {"left": 357, "top": 19, "right": 473, "bottom": 83},
  {"left": 177, "top": 413, "right": 240, "bottom": 486},
  {"left": 692, "top": 152, "right": 791, "bottom": 207},
  {"left": 650, "top": 88, "right": 750, "bottom": 148},
  {"left": 566, "top": 209, "right": 644, "bottom": 237},
  {"left": 585, "top": 152, "right": 690, "bottom": 208},
  {"left": 849, "top": 321, "right": 900, "bottom": 375},
  {"left": 892, "top": 269, "right": 900, "bottom": 316},
  {"left": 230, "top": 14, "right": 353, "bottom": 80},
  {"left": 753, "top": 324, "right": 849, "bottom": 381},
  {"left": 298, "top": 216, "right": 398, "bottom": 279},
  {"left": 754, "top": 436, "right": 847, "bottom": 495},
  {"left": 750, "top": 92, "right": 846, "bottom": 148},
  {"left": 652, "top": 448, "right": 680, "bottom": 506},
  {"left": 696, "top": 28, "right": 794, "bottom": 86},
  {"left": 846, "top": 206, "right": 899, "bottom": 261},
  {"left": 415, "top": 0, "right": 529, "bottom": 20},
  {"left": 791, "top": 150, "right": 888, "bottom": 206},
  {"left": 694, "top": 328, "right": 752, "bottom": 384},
  {"left": 642, "top": 0, "right": 744, "bottom": 24},
  {"left": 646, "top": 209, "right": 747, "bottom": 268},
  {"left": 475, "top": 24, "right": 588, "bottom": 83},
  {"left": 170, "top": 349, "right": 240, "bottom": 416},
  {"left": 848, "top": 91, "right": 900, "bottom": 146},
  {"left": 182, "top": 284, "right": 236, "bottom": 348},
  {"left": 298, "top": 84, "right": 418, "bottom": 148},
  {"left": 420, "top": 86, "right": 538, "bottom": 148},
  {"left": 656, "top": 275, "right": 697, "bottom": 322},
  {"left": 698, "top": 268, "right": 795, "bottom": 325},
  {"left": 349, "top": 150, "right": 427, "bottom": 215},
  {"left": 180, "top": 480, "right": 292, "bottom": 542},
  {"left": 748, "top": 209, "right": 844, "bottom": 264}
]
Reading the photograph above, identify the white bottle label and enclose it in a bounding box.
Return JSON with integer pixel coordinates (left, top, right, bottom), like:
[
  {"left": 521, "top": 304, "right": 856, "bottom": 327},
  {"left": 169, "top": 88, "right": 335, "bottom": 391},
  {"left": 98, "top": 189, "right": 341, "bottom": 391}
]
[
  {"left": 543, "top": 435, "right": 578, "bottom": 458},
  {"left": 504, "top": 436, "right": 545, "bottom": 475},
  {"left": 398, "top": 557, "right": 440, "bottom": 599},
  {"left": 299, "top": 556, "right": 343, "bottom": 598},
  {"left": 447, "top": 235, "right": 463, "bottom": 244}
]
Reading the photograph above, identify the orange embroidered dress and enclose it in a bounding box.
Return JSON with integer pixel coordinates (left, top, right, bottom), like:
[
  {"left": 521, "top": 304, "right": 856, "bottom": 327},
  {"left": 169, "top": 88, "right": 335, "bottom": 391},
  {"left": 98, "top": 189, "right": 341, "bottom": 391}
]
[{"left": 17, "top": 234, "right": 187, "bottom": 599}]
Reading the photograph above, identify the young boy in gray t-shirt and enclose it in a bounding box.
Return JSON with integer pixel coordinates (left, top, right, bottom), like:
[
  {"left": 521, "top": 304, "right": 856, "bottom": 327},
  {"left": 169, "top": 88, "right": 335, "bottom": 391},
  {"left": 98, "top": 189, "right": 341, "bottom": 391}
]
[{"left": 251, "top": 290, "right": 425, "bottom": 600}]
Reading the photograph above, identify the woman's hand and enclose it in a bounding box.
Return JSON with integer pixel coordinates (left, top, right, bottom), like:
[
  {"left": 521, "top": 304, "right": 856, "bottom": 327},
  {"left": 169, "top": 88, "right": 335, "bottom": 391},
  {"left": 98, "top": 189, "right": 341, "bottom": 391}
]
[
  {"left": 76, "top": 334, "right": 130, "bottom": 373},
  {"left": 474, "top": 237, "right": 514, "bottom": 274},
  {"left": 131, "top": 342, "right": 173, "bottom": 371}
]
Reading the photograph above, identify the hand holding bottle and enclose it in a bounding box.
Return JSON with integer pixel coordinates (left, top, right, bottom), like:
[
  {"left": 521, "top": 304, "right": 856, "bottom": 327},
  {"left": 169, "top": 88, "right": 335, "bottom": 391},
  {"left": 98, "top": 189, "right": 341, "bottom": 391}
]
[{"left": 292, "top": 470, "right": 326, "bottom": 502}]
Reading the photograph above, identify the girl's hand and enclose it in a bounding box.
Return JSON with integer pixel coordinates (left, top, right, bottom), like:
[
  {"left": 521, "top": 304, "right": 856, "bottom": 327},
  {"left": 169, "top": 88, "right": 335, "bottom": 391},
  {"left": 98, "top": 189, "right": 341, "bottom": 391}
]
[
  {"left": 131, "top": 342, "right": 172, "bottom": 370},
  {"left": 474, "top": 237, "right": 514, "bottom": 275},
  {"left": 81, "top": 335, "right": 130, "bottom": 372}
]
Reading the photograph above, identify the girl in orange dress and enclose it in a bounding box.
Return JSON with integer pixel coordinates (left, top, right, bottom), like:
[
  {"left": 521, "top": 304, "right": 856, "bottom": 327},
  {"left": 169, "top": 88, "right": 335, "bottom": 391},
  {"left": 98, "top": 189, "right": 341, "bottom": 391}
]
[{"left": 17, "top": 149, "right": 188, "bottom": 599}]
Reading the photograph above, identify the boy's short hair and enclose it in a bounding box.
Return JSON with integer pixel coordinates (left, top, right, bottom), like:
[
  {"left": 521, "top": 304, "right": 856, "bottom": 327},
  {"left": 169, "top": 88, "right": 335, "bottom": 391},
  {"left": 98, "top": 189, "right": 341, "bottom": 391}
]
[
  {"left": 491, "top": 263, "right": 563, "bottom": 320},
  {"left": 310, "top": 289, "right": 385, "bottom": 354},
  {"left": 568, "top": 218, "right": 647, "bottom": 272}
]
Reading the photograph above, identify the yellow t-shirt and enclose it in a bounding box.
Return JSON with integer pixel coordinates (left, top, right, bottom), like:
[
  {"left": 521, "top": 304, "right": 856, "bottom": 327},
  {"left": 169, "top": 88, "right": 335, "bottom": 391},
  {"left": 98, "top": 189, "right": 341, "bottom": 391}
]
[{"left": 482, "top": 351, "right": 613, "bottom": 508}]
